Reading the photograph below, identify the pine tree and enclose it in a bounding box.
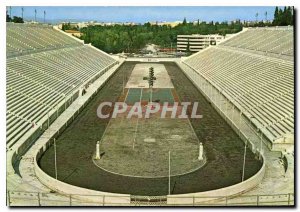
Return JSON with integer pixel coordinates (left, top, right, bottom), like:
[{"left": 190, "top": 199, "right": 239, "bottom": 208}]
[
  {"left": 273, "top": 6, "right": 279, "bottom": 25},
  {"left": 278, "top": 8, "right": 283, "bottom": 25},
  {"left": 283, "top": 6, "right": 288, "bottom": 25},
  {"left": 290, "top": 6, "right": 294, "bottom": 25},
  {"left": 183, "top": 17, "right": 187, "bottom": 25},
  {"left": 287, "top": 6, "right": 293, "bottom": 25},
  {"left": 6, "top": 11, "right": 11, "bottom": 22},
  {"left": 273, "top": 6, "right": 294, "bottom": 26}
]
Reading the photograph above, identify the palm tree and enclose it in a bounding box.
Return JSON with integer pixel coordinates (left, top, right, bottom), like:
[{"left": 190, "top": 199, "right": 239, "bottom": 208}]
[{"left": 255, "top": 12, "right": 259, "bottom": 23}]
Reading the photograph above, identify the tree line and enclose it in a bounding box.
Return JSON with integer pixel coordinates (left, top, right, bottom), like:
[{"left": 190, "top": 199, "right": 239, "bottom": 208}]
[
  {"left": 273, "top": 6, "right": 293, "bottom": 26},
  {"left": 77, "top": 6, "right": 293, "bottom": 54},
  {"left": 6, "top": 14, "right": 24, "bottom": 23},
  {"left": 61, "top": 22, "right": 78, "bottom": 31},
  {"left": 79, "top": 21, "right": 243, "bottom": 54}
]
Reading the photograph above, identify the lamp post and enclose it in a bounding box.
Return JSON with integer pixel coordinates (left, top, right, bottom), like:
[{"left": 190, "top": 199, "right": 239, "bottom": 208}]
[
  {"left": 239, "top": 111, "right": 242, "bottom": 137},
  {"left": 260, "top": 129, "right": 264, "bottom": 158},
  {"left": 255, "top": 12, "right": 259, "bottom": 23},
  {"left": 64, "top": 95, "right": 66, "bottom": 110},
  {"left": 242, "top": 140, "right": 247, "bottom": 182},
  {"left": 168, "top": 151, "right": 171, "bottom": 195},
  {"left": 132, "top": 88, "right": 143, "bottom": 150},
  {"left": 43, "top": 10, "right": 46, "bottom": 24},
  {"left": 47, "top": 112, "right": 50, "bottom": 128},
  {"left": 54, "top": 138, "right": 58, "bottom": 179},
  {"left": 34, "top": 9, "right": 37, "bottom": 23},
  {"left": 265, "top": 11, "right": 268, "bottom": 23}
]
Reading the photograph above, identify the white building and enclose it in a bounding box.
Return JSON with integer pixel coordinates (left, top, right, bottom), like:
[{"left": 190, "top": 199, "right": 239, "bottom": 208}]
[{"left": 177, "top": 34, "right": 225, "bottom": 53}]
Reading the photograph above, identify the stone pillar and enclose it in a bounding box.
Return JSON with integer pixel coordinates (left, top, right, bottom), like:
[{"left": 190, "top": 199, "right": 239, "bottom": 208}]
[
  {"left": 198, "top": 142, "right": 203, "bottom": 161},
  {"left": 95, "top": 141, "right": 100, "bottom": 159}
]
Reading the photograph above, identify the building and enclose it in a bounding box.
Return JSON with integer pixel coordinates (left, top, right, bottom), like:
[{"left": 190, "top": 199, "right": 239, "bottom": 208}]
[
  {"left": 177, "top": 34, "right": 225, "bottom": 53},
  {"left": 150, "top": 21, "right": 182, "bottom": 28}
]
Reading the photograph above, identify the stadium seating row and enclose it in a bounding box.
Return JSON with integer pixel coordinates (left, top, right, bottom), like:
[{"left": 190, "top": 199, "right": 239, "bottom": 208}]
[
  {"left": 184, "top": 45, "right": 294, "bottom": 142},
  {"left": 221, "top": 28, "right": 293, "bottom": 56},
  {"left": 7, "top": 23, "right": 80, "bottom": 56},
  {"left": 6, "top": 24, "right": 117, "bottom": 147}
]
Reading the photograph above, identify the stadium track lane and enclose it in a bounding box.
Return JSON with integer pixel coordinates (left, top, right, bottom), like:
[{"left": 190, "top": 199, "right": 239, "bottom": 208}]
[{"left": 39, "top": 62, "right": 262, "bottom": 196}]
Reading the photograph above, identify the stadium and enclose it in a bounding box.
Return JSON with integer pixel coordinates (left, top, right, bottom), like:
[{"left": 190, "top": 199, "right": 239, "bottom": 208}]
[{"left": 6, "top": 8, "right": 294, "bottom": 206}]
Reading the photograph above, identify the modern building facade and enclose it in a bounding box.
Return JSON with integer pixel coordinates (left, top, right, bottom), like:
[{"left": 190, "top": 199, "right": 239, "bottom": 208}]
[{"left": 177, "top": 34, "right": 225, "bottom": 52}]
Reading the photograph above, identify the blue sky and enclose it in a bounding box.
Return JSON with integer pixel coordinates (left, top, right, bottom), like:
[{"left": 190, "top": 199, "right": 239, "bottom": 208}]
[{"left": 7, "top": 6, "right": 279, "bottom": 23}]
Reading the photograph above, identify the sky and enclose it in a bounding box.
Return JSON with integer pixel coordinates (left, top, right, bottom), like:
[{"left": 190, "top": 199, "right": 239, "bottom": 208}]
[{"left": 7, "top": 6, "right": 280, "bottom": 24}]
